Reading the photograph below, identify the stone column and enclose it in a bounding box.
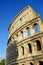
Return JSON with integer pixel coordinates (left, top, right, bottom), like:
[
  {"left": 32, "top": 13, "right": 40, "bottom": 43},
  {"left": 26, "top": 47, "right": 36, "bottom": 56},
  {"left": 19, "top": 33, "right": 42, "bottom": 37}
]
[
  {"left": 14, "top": 35, "right": 17, "bottom": 41},
  {"left": 30, "top": 26, "right": 35, "bottom": 36},
  {"left": 18, "top": 47, "right": 20, "bottom": 59},
  {"left": 24, "top": 44, "right": 29, "bottom": 57},
  {"left": 33, "top": 60, "right": 37, "bottom": 65},
  {"left": 26, "top": 62, "right": 30, "bottom": 65},
  {"left": 37, "top": 61, "right": 40, "bottom": 65},
  {"left": 18, "top": 46, "right": 24, "bottom": 59},
  {"left": 18, "top": 32, "right": 22, "bottom": 42},
  {"left": 41, "top": 36, "right": 43, "bottom": 51},
  {"left": 38, "top": 18, "right": 43, "bottom": 32},
  {"left": 32, "top": 41, "right": 37, "bottom": 55},
  {"left": 23, "top": 28, "right": 27, "bottom": 38}
]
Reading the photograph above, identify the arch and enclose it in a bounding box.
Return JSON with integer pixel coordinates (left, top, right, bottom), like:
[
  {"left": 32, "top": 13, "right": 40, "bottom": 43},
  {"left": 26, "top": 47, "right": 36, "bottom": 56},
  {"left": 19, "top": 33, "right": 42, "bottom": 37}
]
[
  {"left": 16, "top": 34, "right": 18, "bottom": 37},
  {"left": 27, "top": 27, "right": 30, "bottom": 36},
  {"left": 21, "top": 46, "right": 24, "bottom": 55},
  {"left": 34, "top": 23, "right": 39, "bottom": 32},
  {"left": 21, "top": 31, "right": 24, "bottom": 39},
  {"left": 28, "top": 43, "right": 32, "bottom": 53},
  {"left": 30, "top": 62, "right": 33, "bottom": 65},
  {"left": 22, "top": 64, "right": 24, "bottom": 65},
  {"left": 39, "top": 61, "right": 43, "bottom": 65},
  {"left": 36, "top": 40, "right": 41, "bottom": 51}
]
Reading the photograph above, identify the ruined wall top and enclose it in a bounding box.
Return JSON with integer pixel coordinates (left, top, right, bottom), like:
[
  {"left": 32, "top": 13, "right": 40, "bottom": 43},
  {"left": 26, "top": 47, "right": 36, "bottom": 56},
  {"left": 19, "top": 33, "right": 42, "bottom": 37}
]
[{"left": 8, "top": 6, "right": 39, "bottom": 39}]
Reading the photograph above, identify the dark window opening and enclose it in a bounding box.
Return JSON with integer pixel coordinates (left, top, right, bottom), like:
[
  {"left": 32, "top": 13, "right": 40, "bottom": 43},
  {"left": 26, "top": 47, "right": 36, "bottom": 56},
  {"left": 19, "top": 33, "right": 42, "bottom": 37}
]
[
  {"left": 28, "top": 44, "right": 32, "bottom": 53},
  {"left": 36, "top": 40, "right": 41, "bottom": 51},
  {"left": 34, "top": 23, "right": 39, "bottom": 32},
  {"left": 21, "top": 46, "right": 24, "bottom": 55},
  {"left": 21, "top": 31, "right": 24, "bottom": 39},
  {"left": 27, "top": 27, "right": 30, "bottom": 36},
  {"left": 39, "top": 61, "right": 43, "bottom": 65},
  {"left": 16, "top": 34, "right": 18, "bottom": 37},
  {"left": 20, "top": 18, "right": 22, "bottom": 21},
  {"left": 22, "top": 64, "right": 24, "bottom": 65},
  {"left": 30, "top": 62, "right": 33, "bottom": 65}
]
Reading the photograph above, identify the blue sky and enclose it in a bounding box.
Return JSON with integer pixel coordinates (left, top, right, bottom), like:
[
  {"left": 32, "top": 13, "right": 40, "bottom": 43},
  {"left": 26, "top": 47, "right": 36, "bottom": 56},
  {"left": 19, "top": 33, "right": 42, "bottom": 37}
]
[{"left": 0, "top": 0, "right": 43, "bottom": 61}]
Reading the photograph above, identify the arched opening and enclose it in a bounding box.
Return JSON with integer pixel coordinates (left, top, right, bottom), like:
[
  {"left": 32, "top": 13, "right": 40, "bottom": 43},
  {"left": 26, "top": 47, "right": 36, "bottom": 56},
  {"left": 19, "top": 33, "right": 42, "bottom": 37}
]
[
  {"left": 34, "top": 23, "right": 39, "bottom": 32},
  {"left": 39, "top": 61, "right": 43, "bottom": 65},
  {"left": 30, "top": 62, "right": 33, "bottom": 65},
  {"left": 21, "top": 46, "right": 24, "bottom": 55},
  {"left": 27, "top": 27, "right": 30, "bottom": 36},
  {"left": 36, "top": 40, "right": 41, "bottom": 51},
  {"left": 21, "top": 31, "right": 24, "bottom": 39},
  {"left": 16, "top": 34, "right": 18, "bottom": 37},
  {"left": 28, "top": 43, "right": 32, "bottom": 53},
  {"left": 22, "top": 64, "right": 24, "bottom": 65}
]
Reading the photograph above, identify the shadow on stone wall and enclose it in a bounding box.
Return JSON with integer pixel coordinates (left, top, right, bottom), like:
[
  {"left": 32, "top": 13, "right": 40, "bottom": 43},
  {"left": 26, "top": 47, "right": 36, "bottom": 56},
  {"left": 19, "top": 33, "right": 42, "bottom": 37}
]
[{"left": 6, "top": 41, "right": 18, "bottom": 65}]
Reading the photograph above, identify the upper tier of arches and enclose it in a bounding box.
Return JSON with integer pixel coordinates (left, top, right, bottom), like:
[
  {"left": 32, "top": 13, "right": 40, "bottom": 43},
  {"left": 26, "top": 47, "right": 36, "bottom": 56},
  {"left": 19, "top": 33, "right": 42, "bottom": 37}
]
[{"left": 8, "top": 6, "right": 37, "bottom": 39}]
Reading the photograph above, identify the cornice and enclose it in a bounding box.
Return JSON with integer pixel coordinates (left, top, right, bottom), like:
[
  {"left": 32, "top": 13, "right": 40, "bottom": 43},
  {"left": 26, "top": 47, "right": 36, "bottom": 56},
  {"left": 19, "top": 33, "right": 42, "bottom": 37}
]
[{"left": 7, "top": 31, "right": 43, "bottom": 45}]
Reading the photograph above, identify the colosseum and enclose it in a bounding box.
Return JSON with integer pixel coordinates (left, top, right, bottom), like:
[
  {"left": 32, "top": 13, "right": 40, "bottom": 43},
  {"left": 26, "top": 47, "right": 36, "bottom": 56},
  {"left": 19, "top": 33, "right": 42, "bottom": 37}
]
[{"left": 6, "top": 6, "right": 43, "bottom": 65}]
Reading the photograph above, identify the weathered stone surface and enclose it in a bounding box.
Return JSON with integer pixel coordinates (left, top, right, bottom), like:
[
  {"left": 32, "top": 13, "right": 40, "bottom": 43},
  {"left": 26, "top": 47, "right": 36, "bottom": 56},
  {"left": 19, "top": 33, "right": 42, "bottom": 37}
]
[{"left": 6, "top": 6, "right": 43, "bottom": 65}]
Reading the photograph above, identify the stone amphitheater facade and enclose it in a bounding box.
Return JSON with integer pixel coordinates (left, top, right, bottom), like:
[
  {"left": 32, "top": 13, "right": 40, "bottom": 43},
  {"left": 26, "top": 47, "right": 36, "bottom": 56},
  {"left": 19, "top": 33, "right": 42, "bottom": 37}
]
[{"left": 6, "top": 6, "right": 43, "bottom": 65}]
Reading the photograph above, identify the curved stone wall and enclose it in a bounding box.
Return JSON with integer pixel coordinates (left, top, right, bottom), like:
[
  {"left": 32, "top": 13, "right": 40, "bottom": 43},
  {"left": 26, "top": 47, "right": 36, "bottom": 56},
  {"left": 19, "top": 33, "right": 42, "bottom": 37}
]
[
  {"left": 6, "top": 6, "right": 43, "bottom": 65},
  {"left": 8, "top": 6, "right": 36, "bottom": 39}
]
